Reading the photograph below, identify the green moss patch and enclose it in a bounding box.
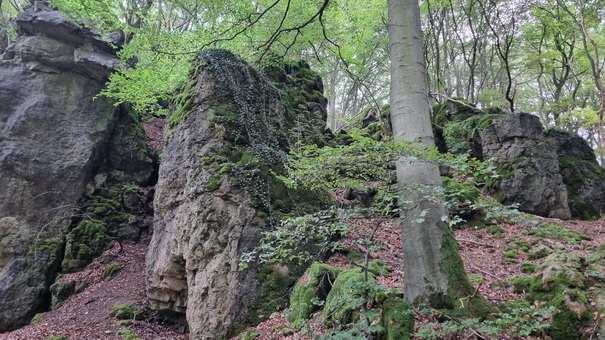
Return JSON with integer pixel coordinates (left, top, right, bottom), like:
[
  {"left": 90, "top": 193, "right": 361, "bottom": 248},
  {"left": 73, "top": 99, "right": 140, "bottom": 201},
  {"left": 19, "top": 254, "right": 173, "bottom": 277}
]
[
  {"left": 558, "top": 155, "right": 604, "bottom": 219},
  {"left": 512, "top": 252, "right": 589, "bottom": 339},
  {"left": 30, "top": 312, "right": 46, "bottom": 324},
  {"left": 380, "top": 298, "right": 413, "bottom": 340},
  {"left": 117, "top": 329, "right": 143, "bottom": 340},
  {"left": 439, "top": 231, "right": 493, "bottom": 317},
  {"left": 110, "top": 303, "right": 139, "bottom": 320},
  {"left": 103, "top": 264, "right": 122, "bottom": 279},
  {"left": 323, "top": 267, "right": 376, "bottom": 325},
  {"left": 520, "top": 263, "right": 537, "bottom": 274},
  {"left": 62, "top": 187, "right": 134, "bottom": 273},
  {"left": 288, "top": 263, "right": 341, "bottom": 324}
]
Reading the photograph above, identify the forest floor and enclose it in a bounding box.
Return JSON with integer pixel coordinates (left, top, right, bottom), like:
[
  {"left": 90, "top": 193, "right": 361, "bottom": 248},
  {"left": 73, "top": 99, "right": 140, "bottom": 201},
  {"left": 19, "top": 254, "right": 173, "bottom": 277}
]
[
  {"left": 232, "top": 215, "right": 605, "bottom": 340},
  {"left": 3, "top": 214, "right": 603, "bottom": 340},
  {"left": 3, "top": 120, "right": 604, "bottom": 339}
]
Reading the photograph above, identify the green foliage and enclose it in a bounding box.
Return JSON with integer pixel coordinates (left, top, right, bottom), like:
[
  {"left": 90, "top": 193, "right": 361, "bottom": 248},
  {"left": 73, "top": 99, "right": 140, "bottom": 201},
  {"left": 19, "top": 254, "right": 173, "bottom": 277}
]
[
  {"left": 441, "top": 114, "right": 502, "bottom": 154},
  {"left": 280, "top": 133, "right": 496, "bottom": 219},
  {"left": 117, "top": 329, "right": 143, "bottom": 340},
  {"left": 239, "top": 209, "right": 350, "bottom": 269},
  {"left": 110, "top": 303, "right": 138, "bottom": 320},
  {"left": 414, "top": 305, "right": 554, "bottom": 339},
  {"left": 442, "top": 177, "right": 480, "bottom": 225}
]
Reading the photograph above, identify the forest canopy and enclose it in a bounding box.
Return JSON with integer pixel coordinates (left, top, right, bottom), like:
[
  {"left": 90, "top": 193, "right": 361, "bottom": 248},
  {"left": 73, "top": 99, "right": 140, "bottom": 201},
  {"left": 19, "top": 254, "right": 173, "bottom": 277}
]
[{"left": 1, "top": 0, "right": 604, "bottom": 152}]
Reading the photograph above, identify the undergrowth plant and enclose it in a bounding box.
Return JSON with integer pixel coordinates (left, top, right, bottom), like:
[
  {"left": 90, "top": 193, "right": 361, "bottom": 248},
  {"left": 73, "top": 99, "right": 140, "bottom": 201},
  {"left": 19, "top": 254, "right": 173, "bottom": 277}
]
[
  {"left": 239, "top": 132, "right": 507, "bottom": 270},
  {"left": 414, "top": 304, "right": 555, "bottom": 339},
  {"left": 239, "top": 133, "right": 540, "bottom": 338}
]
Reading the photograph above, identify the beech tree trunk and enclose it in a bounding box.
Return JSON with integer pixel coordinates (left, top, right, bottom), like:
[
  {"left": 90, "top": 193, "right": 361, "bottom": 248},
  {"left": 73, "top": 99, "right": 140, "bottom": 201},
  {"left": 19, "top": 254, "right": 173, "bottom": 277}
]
[{"left": 387, "top": 0, "right": 477, "bottom": 307}]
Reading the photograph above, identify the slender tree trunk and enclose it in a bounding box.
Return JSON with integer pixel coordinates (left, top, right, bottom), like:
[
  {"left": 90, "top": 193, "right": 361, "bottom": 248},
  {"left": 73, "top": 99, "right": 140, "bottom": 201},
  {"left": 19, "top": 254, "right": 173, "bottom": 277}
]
[{"left": 387, "top": 0, "right": 480, "bottom": 308}]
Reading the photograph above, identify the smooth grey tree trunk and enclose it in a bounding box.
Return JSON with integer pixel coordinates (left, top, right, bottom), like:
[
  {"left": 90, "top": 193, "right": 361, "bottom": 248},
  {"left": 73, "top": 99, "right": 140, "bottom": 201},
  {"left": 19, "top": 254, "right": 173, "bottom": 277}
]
[{"left": 387, "top": 0, "right": 473, "bottom": 306}]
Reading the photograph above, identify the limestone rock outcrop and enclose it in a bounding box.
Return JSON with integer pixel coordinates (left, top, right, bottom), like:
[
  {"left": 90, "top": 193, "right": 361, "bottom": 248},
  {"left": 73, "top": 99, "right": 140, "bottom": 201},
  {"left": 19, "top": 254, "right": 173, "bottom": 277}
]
[
  {"left": 146, "top": 50, "right": 274, "bottom": 339},
  {"left": 0, "top": 3, "right": 153, "bottom": 332},
  {"left": 4, "top": 1, "right": 122, "bottom": 82},
  {"left": 434, "top": 101, "right": 605, "bottom": 219},
  {"left": 146, "top": 50, "right": 331, "bottom": 339},
  {"left": 477, "top": 113, "right": 571, "bottom": 219},
  {"left": 549, "top": 129, "right": 605, "bottom": 219}
]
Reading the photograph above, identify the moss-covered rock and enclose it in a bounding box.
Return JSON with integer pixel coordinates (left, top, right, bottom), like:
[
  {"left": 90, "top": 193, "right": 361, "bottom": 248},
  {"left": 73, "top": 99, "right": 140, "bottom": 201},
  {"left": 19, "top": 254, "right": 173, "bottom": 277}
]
[
  {"left": 150, "top": 50, "right": 341, "bottom": 340},
  {"left": 512, "top": 252, "right": 589, "bottom": 339},
  {"left": 341, "top": 105, "right": 393, "bottom": 141},
  {"left": 110, "top": 303, "right": 139, "bottom": 320},
  {"left": 549, "top": 128, "right": 605, "bottom": 219},
  {"left": 262, "top": 56, "right": 331, "bottom": 147},
  {"left": 380, "top": 298, "right": 413, "bottom": 340},
  {"left": 287, "top": 263, "right": 341, "bottom": 324},
  {"left": 234, "top": 264, "right": 305, "bottom": 330},
  {"left": 62, "top": 186, "right": 142, "bottom": 273},
  {"left": 434, "top": 104, "right": 605, "bottom": 220},
  {"left": 323, "top": 267, "right": 376, "bottom": 324}
]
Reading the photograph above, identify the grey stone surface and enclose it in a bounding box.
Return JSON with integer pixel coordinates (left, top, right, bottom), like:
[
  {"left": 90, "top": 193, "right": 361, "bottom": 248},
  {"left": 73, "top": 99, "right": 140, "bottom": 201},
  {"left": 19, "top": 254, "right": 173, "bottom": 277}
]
[
  {"left": 548, "top": 129, "right": 605, "bottom": 219},
  {"left": 0, "top": 62, "right": 119, "bottom": 331},
  {"left": 0, "top": 3, "right": 149, "bottom": 331},
  {"left": 7, "top": 1, "right": 120, "bottom": 82},
  {"left": 146, "top": 51, "right": 270, "bottom": 339},
  {"left": 478, "top": 113, "right": 571, "bottom": 219}
]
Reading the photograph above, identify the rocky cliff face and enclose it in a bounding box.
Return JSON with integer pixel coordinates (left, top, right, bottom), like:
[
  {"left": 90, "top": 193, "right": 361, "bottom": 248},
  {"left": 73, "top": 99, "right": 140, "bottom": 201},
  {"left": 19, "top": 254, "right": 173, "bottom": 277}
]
[
  {"left": 146, "top": 50, "right": 331, "bottom": 339},
  {"left": 0, "top": 2, "right": 153, "bottom": 332}
]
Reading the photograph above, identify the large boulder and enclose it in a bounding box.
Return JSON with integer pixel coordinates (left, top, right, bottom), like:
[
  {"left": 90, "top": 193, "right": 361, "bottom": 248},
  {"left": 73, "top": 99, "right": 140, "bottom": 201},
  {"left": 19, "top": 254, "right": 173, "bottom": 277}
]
[
  {"left": 548, "top": 129, "right": 605, "bottom": 219},
  {"left": 431, "top": 100, "right": 605, "bottom": 220},
  {"left": 0, "top": 2, "right": 152, "bottom": 332},
  {"left": 146, "top": 50, "right": 331, "bottom": 339},
  {"left": 478, "top": 113, "right": 571, "bottom": 219},
  {"left": 146, "top": 50, "right": 281, "bottom": 339}
]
